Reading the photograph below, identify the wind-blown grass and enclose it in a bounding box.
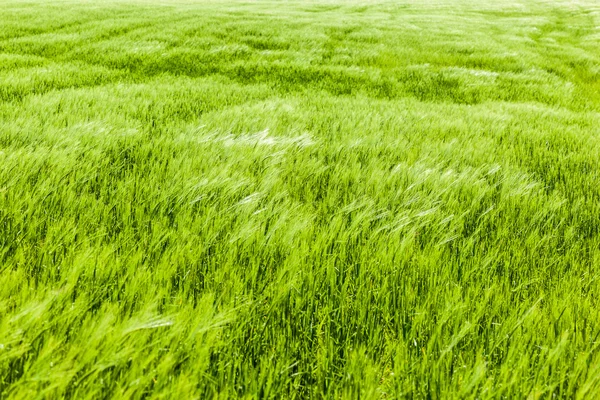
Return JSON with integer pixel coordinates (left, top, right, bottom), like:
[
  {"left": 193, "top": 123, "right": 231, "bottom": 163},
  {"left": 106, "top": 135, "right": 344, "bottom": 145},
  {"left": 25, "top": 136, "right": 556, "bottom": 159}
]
[{"left": 1, "top": 0, "right": 600, "bottom": 398}]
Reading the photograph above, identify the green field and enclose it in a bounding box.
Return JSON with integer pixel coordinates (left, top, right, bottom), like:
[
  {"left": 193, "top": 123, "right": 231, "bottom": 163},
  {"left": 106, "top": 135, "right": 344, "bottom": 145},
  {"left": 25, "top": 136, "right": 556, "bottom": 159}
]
[{"left": 1, "top": 0, "right": 600, "bottom": 397}]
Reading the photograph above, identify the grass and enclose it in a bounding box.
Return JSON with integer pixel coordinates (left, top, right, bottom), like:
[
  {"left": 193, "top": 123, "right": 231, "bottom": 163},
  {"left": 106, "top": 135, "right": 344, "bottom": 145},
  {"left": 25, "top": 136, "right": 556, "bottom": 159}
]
[{"left": 1, "top": 0, "right": 600, "bottom": 397}]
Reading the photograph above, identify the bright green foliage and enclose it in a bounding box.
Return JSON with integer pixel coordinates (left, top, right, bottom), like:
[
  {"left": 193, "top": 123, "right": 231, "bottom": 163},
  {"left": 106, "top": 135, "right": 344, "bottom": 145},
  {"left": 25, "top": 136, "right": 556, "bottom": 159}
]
[{"left": 1, "top": 0, "right": 600, "bottom": 398}]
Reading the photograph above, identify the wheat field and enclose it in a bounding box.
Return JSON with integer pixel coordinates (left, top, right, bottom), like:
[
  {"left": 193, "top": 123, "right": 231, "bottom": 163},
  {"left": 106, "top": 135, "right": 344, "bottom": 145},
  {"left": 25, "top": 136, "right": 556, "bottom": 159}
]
[{"left": 1, "top": 0, "right": 600, "bottom": 398}]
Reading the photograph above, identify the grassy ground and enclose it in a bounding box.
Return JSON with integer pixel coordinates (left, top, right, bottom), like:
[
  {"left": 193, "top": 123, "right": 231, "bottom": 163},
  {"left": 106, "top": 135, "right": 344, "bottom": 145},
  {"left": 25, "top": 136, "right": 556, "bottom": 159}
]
[{"left": 1, "top": 0, "right": 600, "bottom": 397}]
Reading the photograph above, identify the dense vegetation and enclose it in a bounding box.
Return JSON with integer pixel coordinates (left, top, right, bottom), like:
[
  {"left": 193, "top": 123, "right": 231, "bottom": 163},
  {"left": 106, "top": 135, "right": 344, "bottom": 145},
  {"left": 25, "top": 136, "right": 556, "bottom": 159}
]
[{"left": 1, "top": 0, "right": 599, "bottom": 397}]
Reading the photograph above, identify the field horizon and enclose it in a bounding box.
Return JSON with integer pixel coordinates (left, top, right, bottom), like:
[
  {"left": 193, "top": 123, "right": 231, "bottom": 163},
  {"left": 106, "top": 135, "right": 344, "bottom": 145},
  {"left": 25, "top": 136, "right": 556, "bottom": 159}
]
[{"left": 1, "top": 0, "right": 600, "bottom": 398}]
